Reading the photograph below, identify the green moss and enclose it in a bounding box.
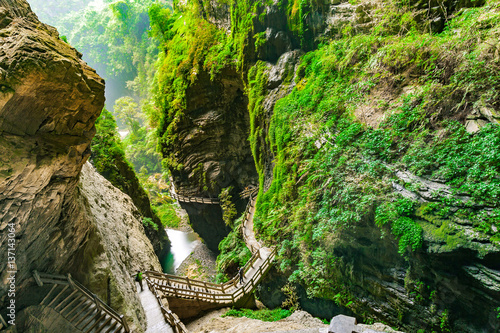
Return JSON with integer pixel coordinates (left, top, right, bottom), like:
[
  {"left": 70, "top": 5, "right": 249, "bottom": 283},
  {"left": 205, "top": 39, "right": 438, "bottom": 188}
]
[
  {"left": 247, "top": 61, "right": 270, "bottom": 188},
  {"left": 421, "top": 219, "right": 468, "bottom": 252}
]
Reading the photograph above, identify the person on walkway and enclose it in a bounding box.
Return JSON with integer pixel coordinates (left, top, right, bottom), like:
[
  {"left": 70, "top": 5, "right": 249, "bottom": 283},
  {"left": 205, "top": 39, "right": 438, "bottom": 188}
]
[
  {"left": 135, "top": 270, "right": 144, "bottom": 292},
  {"left": 238, "top": 266, "right": 244, "bottom": 285}
]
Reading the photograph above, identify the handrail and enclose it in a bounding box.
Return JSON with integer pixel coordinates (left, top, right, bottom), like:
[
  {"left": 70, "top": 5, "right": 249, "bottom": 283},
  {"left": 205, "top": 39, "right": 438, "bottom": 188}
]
[
  {"left": 145, "top": 184, "right": 275, "bottom": 333},
  {"left": 144, "top": 246, "right": 267, "bottom": 293},
  {"left": 241, "top": 197, "right": 258, "bottom": 253},
  {"left": 0, "top": 314, "right": 7, "bottom": 329},
  {"left": 33, "top": 271, "right": 130, "bottom": 332},
  {"left": 168, "top": 184, "right": 220, "bottom": 205},
  {"left": 145, "top": 247, "right": 276, "bottom": 305},
  {"left": 145, "top": 277, "right": 188, "bottom": 333}
]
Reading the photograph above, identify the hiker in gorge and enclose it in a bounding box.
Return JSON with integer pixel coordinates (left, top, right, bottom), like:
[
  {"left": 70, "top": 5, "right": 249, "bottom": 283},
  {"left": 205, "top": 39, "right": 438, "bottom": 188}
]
[
  {"left": 238, "top": 266, "right": 244, "bottom": 284},
  {"left": 135, "top": 270, "right": 144, "bottom": 292}
]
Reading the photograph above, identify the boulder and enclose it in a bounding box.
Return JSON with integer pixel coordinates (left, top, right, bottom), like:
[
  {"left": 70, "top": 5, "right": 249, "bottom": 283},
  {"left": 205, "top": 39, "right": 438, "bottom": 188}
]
[{"left": 328, "top": 315, "right": 358, "bottom": 333}]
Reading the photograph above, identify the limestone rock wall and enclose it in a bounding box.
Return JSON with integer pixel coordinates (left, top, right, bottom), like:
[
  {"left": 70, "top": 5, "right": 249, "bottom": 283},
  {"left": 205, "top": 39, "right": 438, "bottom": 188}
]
[
  {"left": 0, "top": 1, "right": 161, "bottom": 331},
  {"left": 167, "top": 67, "right": 258, "bottom": 252},
  {"left": 0, "top": 0, "right": 104, "bottom": 301},
  {"left": 76, "top": 162, "right": 162, "bottom": 331}
]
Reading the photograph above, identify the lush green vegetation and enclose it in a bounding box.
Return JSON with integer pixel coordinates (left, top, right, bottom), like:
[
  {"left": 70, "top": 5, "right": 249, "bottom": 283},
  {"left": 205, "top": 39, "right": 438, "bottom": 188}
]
[
  {"left": 219, "top": 187, "right": 238, "bottom": 227},
  {"left": 147, "top": 1, "right": 500, "bottom": 318},
  {"left": 154, "top": 201, "right": 182, "bottom": 228},
  {"left": 222, "top": 308, "right": 293, "bottom": 322},
  {"left": 75, "top": 0, "right": 500, "bottom": 329},
  {"left": 375, "top": 199, "right": 423, "bottom": 255},
  {"left": 250, "top": 0, "right": 500, "bottom": 315},
  {"left": 115, "top": 96, "right": 162, "bottom": 174},
  {"left": 91, "top": 109, "right": 163, "bottom": 231},
  {"left": 91, "top": 108, "right": 132, "bottom": 189},
  {"left": 151, "top": 0, "right": 329, "bottom": 173},
  {"left": 31, "top": 0, "right": 165, "bottom": 176},
  {"left": 30, "top": 0, "right": 161, "bottom": 105},
  {"left": 215, "top": 215, "right": 252, "bottom": 282}
]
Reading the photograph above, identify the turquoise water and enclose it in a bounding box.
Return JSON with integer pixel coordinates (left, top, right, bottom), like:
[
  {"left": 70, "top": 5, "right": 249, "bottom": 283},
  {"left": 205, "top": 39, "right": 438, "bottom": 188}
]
[{"left": 161, "top": 229, "right": 198, "bottom": 274}]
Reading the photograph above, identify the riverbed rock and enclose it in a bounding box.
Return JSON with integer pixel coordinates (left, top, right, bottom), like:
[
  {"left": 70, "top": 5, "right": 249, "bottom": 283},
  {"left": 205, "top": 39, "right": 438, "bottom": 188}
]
[{"left": 186, "top": 309, "right": 328, "bottom": 333}]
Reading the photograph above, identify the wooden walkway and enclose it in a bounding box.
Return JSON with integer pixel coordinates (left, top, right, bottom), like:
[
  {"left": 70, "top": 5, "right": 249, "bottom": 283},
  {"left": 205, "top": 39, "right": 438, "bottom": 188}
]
[
  {"left": 137, "top": 282, "right": 174, "bottom": 333},
  {"left": 168, "top": 182, "right": 219, "bottom": 205},
  {"left": 145, "top": 247, "right": 275, "bottom": 305},
  {"left": 145, "top": 188, "right": 276, "bottom": 333}
]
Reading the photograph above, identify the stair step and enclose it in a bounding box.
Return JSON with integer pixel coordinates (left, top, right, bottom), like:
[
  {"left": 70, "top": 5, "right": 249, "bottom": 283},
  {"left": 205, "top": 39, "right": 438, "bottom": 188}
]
[
  {"left": 76, "top": 307, "right": 100, "bottom": 330},
  {"left": 47, "top": 285, "right": 70, "bottom": 308},
  {"left": 84, "top": 311, "right": 107, "bottom": 333},
  {"left": 54, "top": 289, "right": 79, "bottom": 311},
  {"left": 102, "top": 321, "right": 118, "bottom": 333},
  {"left": 72, "top": 302, "right": 97, "bottom": 327},
  {"left": 60, "top": 293, "right": 84, "bottom": 315},
  {"left": 65, "top": 297, "right": 88, "bottom": 320},
  {"left": 94, "top": 315, "right": 113, "bottom": 333},
  {"left": 110, "top": 325, "right": 123, "bottom": 333}
]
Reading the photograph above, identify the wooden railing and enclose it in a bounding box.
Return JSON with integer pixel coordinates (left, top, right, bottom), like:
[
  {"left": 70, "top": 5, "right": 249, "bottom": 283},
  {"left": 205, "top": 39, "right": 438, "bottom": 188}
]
[
  {"left": 33, "top": 271, "right": 130, "bottom": 333},
  {"left": 144, "top": 277, "right": 188, "bottom": 333},
  {"left": 146, "top": 245, "right": 263, "bottom": 292},
  {"left": 168, "top": 182, "right": 220, "bottom": 205},
  {"left": 147, "top": 183, "right": 274, "bottom": 332},
  {"left": 0, "top": 314, "right": 7, "bottom": 330},
  {"left": 145, "top": 247, "right": 276, "bottom": 306},
  {"left": 241, "top": 197, "right": 259, "bottom": 253}
]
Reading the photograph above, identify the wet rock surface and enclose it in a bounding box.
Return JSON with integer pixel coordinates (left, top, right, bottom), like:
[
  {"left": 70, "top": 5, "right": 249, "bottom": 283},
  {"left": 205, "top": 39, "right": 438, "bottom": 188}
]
[{"left": 176, "top": 238, "right": 217, "bottom": 281}]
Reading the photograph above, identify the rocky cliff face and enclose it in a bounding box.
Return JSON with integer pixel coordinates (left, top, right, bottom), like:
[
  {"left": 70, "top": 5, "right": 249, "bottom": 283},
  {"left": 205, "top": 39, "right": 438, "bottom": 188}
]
[
  {"left": 251, "top": 2, "right": 500, "bottom": 332},
  {"left": 0, "top": 1, "right": 161, "bottom": 330},
  {"left": 159, "top": 0, "right": 500, "bottom": 331},
  {"left": 164, "top": 66, "right": 258, "bottom": 251},
  {"left": 75, "top": 162, "right": 162, "bottom": 330}
]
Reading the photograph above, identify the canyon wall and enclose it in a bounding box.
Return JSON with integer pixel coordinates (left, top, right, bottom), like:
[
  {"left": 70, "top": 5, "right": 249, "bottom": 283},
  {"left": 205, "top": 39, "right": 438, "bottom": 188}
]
[
  {"left": 0, "top": 1, "right": 161, "bottom": 330},
  {"left": 163, "top": 66, "right": 258, "bottom": 252},
  {"left": 159, "top": 0, "right": 500, "bottom": 331}
]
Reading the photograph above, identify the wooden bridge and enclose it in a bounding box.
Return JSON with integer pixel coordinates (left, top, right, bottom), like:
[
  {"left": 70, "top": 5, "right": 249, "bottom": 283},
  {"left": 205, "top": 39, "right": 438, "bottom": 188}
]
[
  {"left": 144, "top": 190, "right": 276, "bottom": 332},
  {"left": 168, "top": 182, "right": 220, "bottom": 205},
  {"left": 31, "top": 271, "right": 130, "bottom": 333}
]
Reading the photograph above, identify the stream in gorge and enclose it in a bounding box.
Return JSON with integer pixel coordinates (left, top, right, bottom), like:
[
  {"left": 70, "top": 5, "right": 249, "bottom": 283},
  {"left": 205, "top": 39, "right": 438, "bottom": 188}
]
[{"left": 161, "top": 229, "right": 200, "bottom": 274}]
